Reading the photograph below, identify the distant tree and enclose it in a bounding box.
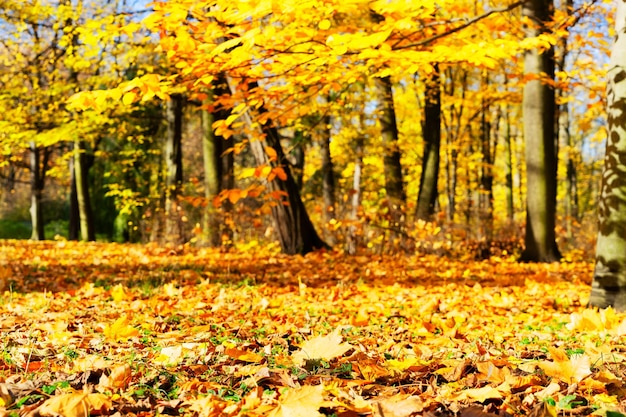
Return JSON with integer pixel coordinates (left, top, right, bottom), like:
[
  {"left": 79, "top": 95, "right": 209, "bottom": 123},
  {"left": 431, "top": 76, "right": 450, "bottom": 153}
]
[{"left": 589, "top": 1, "right": 626, "bottom": 310}]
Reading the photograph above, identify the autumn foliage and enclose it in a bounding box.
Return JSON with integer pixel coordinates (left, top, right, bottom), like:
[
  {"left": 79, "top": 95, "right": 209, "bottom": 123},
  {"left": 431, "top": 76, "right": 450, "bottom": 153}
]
[{"left": 0, "top": 240, "right": 625, "bottom": 416}]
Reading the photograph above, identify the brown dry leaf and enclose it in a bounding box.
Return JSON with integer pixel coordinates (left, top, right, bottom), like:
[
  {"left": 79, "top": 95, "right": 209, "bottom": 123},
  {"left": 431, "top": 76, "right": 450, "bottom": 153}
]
[
  {"left": 538, "top": 347, "right": 591, "bottom": 384},
  {"left": 98, "top": 363, "right": 131, "bottom": 390},
  {"left": 268, "top": 385, "right": 325, "bottom": 417},
  {"left": 186, "top": 395, "right": 230, "bottom": 417},
  {"left": 374, "top": 394, "right": 423, "bottom": 417},
  {"left": 36, "top": 393, "right": 111, "bottom": 417},
  {"left": 292, "top": 331, "right": 353, "bottom": 366}
]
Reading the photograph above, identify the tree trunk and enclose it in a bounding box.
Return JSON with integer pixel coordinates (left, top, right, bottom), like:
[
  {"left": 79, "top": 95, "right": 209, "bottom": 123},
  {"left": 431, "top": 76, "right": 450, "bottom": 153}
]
[
  {"left": 589, "top": 1, "right": 626, "bottom": 310},
  {"left": 375, "top": 76, "right": 405, "bottom": 227},
  {"left": 504, "top": 102, "right": 515, "bottom": 222},
  {"left": 74, "top": 138, "right": 95, "bottom": 241},
  {"left": 69, "top": 153, "right": 80, "bottom": 241},
  {"left": 320, "top": 114, "right": 336, "bottom": 244},
  {"left": 202, "top": 76, "right": 234, "bottom": 246},
  {"left": 29, "top": 142, "right": 48, "bottom": 241},
  {"left": 416, "top": 67, "right": 441, "bottom": 221},
  {"left": 230, "top": 79, "right": 327, "bottom": 254},
  {"left": 290, "top": 131, "right": 306, "bottom": 191},
  {"left": 164, "top": 93, "right": 184, "bottom": 244},
  {"left": 519, "top": 0, "right": 561, "bottom": 262}
]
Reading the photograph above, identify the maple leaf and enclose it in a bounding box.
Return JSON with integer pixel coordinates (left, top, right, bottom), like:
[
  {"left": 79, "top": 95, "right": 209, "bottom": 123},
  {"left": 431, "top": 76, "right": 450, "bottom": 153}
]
[
  {"left": 291, "top": 330, "right": 353, "bottom": 365},
  {"left": 268, "top": 385, "right": 326, "bottom": 417},
  {"left": 538, "top": 348, "right": 591, "bottom": 384}
]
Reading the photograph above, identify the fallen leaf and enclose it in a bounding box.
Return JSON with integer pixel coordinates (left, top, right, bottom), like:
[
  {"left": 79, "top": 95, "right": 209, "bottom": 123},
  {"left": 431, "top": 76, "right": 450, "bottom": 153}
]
[
  {"left": 292, "top": 330, "right": 353, "bottom": 365},
  {"left": 269, "top": 385, "right": 325, "bottom": 417},
  {"left": 36, "top": 393, "right": 111, "bottom": 417}
]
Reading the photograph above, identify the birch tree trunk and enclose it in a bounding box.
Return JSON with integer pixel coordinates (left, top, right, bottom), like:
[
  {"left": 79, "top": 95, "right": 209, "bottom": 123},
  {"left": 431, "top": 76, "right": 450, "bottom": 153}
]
[{"left": 589, "top": 1, "right": 626, "bottom": 310}]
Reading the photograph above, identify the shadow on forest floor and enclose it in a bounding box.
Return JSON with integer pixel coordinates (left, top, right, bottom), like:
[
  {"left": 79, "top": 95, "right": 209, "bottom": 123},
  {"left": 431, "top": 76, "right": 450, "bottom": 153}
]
[{"left": 0, "top": 239, "right": 593, "bottom": 294}]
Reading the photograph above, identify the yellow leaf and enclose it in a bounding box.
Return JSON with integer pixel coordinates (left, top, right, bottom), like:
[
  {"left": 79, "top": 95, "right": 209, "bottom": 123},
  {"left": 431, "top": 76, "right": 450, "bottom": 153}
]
[
  {"left": 111, "top": 284, "right": 130, "bottom": 302},
  {"left": 454, "top": 384, "right": 504, "bottom": 402},
  {"left": 269, "top": 385, "right": 325, "bottom": 417},
  {"left": 318, "top": 19, "right": 331, "bottom": 30},
  {"left": 103, "top": 315, "right": 139, "bottom": 341},
  {"left": 292, "top": 330, "right": 353, "bottom": 365},
  {"left": 122, "top": 91, "right": 136, "bottom": 106},
  {"left": 538, "top": 348, "right": 591, "bottom": 384}
]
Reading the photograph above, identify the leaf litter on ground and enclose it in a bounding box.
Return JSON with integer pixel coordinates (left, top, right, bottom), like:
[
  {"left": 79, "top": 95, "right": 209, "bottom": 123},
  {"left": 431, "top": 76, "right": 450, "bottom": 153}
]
[{"left": 0, "top": 240, "right": 625, "bottom": 416}]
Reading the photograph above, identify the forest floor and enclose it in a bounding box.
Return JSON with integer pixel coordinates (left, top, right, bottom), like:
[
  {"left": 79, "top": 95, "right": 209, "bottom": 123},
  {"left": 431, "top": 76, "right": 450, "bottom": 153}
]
[{"left": 0, "top": 240, "right": 623, "bottom": 417}]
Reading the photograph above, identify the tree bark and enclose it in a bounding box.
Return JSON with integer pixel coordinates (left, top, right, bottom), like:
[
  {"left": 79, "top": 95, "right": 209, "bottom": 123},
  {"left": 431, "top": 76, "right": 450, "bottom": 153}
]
[
  {"left": 230, "top": 79, "right": 327, "bottom": 255},
  {"left": 504, "top": 101, "right": 515, "bottom": 222},
  {"left": 375, "top": 76, "right": 405, "bottom": 227},
  {"left": 69, "top": 153, "right": 80, "bottom": 241},
  {"left": 29, "top": 143, "right": 49, "bottom": 241},
  {"left": 416, "top": 67, "right": 441, "bottom": 221},
  {"left": 202, "top": 75, "right": 233, "bottom": 246},
  {"left": 164, "top": 93, "right": 184, "bottom": 244},
  {"left": 589, "top": 1, "right": 626, "bottom": 310},
  {"left": 320, "top": 114, "right": 336, "bottom": 244},
  {"left": 74, "top": 138, "right": 95, "bottom": 241},
  {"left": 519, "top": 0, "right": 561, "bottom": 262}
]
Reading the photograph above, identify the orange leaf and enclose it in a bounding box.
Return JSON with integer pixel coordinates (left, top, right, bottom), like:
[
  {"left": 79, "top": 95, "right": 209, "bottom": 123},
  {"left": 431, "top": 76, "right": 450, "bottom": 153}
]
[
  {"left": 265, "top": 146, "right": 277, "bottom": 162},
  {"left": 225, "top": 347, "right": 264, "bottom": 363},
  {"left": 272, "top": 166, "right": 287, "bottom": 181}
]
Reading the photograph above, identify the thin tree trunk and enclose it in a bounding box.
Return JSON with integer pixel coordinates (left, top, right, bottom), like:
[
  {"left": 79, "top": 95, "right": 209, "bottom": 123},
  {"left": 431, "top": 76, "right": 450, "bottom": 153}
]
[
  {"left": 202, "top": 76, "right": 233, "bottom": 246},
  {"left": 164, "top": 94, "right": 184, "bottom": 244},
  {"left": 347, "top": 113, "right": 365, "bottom": 255},
  {"left": 375, "top": 76, "right": 405, "bottom": 228},
  {"left": 520, "top": 0, "right": 561, "bottom": 262},
  {"left": 29, "top": 142, "right": 48, "bottom": 241},
  {"left": 478, "top": 75, "right": 496, "bottom": 258},
  {"left": 320, "top": 114, "right": 336, "bottom": 244},
  {"left": 74, "top": 138, "right": 95, "bottom": 241},
  {"left": 291, "top": 131, "right": 306, "bottom": 191},
  {"left": 416, "top": 66, "right": 441, "bottom": 221},
  {"left": 69, "top": 153, "right": 80, "bottom": 241},
  {"left": 589, "top": 1, "right": 626, "bottom": 310},
  {"left": 504, "top": 103, "right": 515, "bottom": 222}
]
